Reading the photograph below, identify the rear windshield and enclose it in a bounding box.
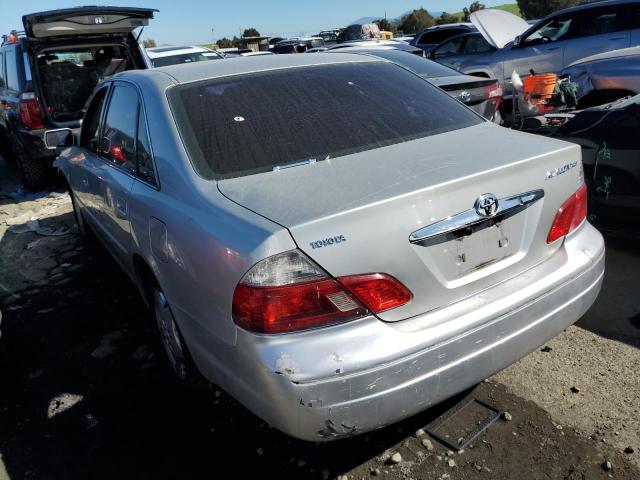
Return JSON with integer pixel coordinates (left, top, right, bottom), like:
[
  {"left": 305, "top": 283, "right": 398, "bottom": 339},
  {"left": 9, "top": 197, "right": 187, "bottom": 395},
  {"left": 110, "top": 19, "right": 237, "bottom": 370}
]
[
  {"left": 362, "top": 50, "right": 460, "bottom": 78},
  {"left": 169, "top": 61, "right": 482, "bottom": 179},
  {"left": 37, "top": 46, "right": 131, "bottom": 122}
]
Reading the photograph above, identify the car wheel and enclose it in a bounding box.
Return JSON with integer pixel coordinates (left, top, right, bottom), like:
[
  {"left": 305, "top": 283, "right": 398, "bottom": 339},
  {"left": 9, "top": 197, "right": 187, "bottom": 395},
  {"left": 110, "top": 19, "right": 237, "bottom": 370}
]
[
  {"left": 15, "top": 147, "right": 47, "bottom": 192},
  {"left": 153, "top": 287, "right": 204, "bottom": 387}
]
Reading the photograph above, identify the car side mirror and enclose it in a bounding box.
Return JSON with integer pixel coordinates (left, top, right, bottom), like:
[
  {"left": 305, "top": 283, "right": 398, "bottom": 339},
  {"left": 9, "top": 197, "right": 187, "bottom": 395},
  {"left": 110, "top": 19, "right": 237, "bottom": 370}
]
[
  {"left": 44, "top": 128, "right": 75, "bottom": 149},
  {"left": 513, "top": 35, "right": 522, "bottom": 48}
]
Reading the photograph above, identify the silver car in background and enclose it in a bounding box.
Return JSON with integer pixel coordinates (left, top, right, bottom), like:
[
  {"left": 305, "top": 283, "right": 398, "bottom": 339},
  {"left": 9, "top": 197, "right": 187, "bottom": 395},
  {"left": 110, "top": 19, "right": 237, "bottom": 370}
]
[{"left": 51, "top": 54, "right": 604, "bottom": 441}]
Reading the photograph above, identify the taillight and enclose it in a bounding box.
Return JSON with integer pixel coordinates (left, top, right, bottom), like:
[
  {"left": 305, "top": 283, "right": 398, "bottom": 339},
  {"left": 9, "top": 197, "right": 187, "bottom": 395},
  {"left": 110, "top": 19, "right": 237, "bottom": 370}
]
[
  {"left": 547, "top": 183, "right": 588, "bottom": 243},
  {"left": 338, "top": 274, "right": 412, "bottom": 314},
  {"left": 19, "top": 92, "right": 45, "bottom": 130},
  {"left": 232, "top": 251, "right": 412, "bottom": 334}
]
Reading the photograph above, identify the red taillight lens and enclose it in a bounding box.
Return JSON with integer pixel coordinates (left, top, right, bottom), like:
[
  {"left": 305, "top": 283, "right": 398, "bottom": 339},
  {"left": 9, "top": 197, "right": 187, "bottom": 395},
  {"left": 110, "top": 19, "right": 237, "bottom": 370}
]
[
  {"left": 338, "top": 273, "right": 412, "bottom": 314},
  {"left": 232, "top": 279, "right": 367, "bottom": 334},
  {"left": 547, "top": 183, "right": 588, "bottom": 243},
  {"left": 232, "top": 251, "right": 413, "bottom": 334},
  {"left": 19, "top": 92, "right": 45, "bottom": 130}
]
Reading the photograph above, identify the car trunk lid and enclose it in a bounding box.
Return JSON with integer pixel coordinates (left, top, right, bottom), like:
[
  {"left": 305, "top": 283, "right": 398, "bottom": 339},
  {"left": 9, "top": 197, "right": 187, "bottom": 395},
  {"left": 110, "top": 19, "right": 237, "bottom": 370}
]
[
  {"left": 217, "top": 122, "right": 584, "bottom": 321},
  {"left": 23, "top": 7, "right": 156, "bottom": 40}
]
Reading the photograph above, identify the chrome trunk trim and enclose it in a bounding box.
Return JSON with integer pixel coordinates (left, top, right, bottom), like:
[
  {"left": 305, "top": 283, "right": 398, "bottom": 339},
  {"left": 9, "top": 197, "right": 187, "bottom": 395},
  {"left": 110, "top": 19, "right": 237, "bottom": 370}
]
[{"left": 409, "top": 190, "right": 544, "bottom": 247}]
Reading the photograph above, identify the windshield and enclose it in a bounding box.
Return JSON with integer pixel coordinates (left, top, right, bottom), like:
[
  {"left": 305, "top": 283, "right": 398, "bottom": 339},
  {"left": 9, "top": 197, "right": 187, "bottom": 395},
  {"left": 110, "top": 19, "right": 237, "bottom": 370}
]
[
  {"left": 169, "top": 62, "right": 482, "bottom": 180},
  {"left": 363, "top": 50, "right": 460, "bottom": 78},
  {"left": 152, "top": 51, "right": 221, "bottom": 67}
]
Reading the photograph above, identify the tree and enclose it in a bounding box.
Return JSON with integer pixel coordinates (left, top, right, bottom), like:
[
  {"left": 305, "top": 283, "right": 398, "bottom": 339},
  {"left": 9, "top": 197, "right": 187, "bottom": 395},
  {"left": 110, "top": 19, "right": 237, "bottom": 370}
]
[
  {"left": 216, "top": 37, "right": 234, "bottom": 48},
  {"left": 399, "top": 8, "right": 435, "bottom": 34},
  {"left": 374, "top": 18, "right": 393, "bottom": 32},
  {"left": 243, "top": 28, "right": 261, "bottom": 38},
  {"left": 516, "top": 0, "right": 578, "bottom": 20},
  {"left": 462, "top": 2, "right": 485, "bottom": 22},
  {"left": 436, "top": 12, "right": 461, "bottom": 25},
  {"left": 142, "top": 38, "right": 157, "bottom": 48}
]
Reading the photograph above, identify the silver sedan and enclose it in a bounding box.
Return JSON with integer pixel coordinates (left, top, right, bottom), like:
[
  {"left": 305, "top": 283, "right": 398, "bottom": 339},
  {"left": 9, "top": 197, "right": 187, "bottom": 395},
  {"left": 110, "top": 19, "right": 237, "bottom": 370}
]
[{"left": 50, "top": 54, "right": 604, "bottom": 441}]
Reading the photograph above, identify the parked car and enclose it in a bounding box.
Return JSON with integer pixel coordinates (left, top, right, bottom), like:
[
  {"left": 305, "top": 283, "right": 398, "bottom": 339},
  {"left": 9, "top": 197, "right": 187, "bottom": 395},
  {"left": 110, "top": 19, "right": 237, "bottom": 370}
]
[
  {"left": 337, "top": 23, "right": 381, "bottom": 42},
  {"left": 561, "top": 46, "right": 640, "bottom": 107},
  {"left": 410, "top": 23, "right": 477, "bottom": 52},
  {"left": 267, "top": 37, "right": 285, "bottom": 51},
  {"left": 434, "top": 1, "right": 640, "bottom": 89},
  {"left": 147, "top": 46, "right": 224, "bottom": 67},
  {"left": 554, "top": 94, "right": 640, "bottom": 233},
  {"left": 273, "top": 37, "right": 324, "bottom": 54},
  {"left": 327, "top": 47, "right": 503, "bottom": 120},
  {"left": 52, "top": 53, "right": 604, "bottom": 441},
  {"left": 317, "top": 30, "right": 341, "bottom": 44},
  {"left": 327, "top": 39, "right": 423, "bottom": 55},
  {"left": 0, "top": 6, "right": 156, "bottom": 190}
]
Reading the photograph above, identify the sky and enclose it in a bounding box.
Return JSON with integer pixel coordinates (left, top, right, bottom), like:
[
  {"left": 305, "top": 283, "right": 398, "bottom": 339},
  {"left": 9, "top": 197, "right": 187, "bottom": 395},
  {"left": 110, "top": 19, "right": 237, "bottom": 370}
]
[{"left": 1, "top": 0, "right": 509, "bottom": 45}]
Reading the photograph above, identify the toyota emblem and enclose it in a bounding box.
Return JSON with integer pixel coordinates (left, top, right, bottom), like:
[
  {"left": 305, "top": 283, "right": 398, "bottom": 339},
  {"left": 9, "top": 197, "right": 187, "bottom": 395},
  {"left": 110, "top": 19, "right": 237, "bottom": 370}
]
[{"left": 475, "top": 193, "right": 499, "bottom": 217}]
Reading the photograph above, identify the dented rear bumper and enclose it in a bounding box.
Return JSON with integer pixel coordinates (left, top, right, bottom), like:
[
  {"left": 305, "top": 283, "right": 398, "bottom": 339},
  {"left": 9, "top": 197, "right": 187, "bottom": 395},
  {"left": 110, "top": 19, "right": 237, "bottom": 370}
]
[{"left": 220, "top": 223, "right": 605, "bottom": 441}]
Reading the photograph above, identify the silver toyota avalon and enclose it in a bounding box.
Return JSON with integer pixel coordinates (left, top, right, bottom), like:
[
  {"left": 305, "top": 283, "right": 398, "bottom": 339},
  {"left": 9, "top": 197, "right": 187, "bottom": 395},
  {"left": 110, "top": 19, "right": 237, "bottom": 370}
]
[{"left": 50, "top": 54, "right": 605, "bottom": 441}]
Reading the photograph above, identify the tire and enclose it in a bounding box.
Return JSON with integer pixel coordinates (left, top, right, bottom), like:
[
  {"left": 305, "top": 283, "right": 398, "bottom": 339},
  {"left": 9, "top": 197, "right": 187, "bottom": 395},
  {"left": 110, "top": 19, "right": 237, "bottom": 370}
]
[
  {"left": 153, "top": 286, "right": 207, "bottom": 389},
  {"left": 15, "top": 147, "right": 47, "bottom": 192}
]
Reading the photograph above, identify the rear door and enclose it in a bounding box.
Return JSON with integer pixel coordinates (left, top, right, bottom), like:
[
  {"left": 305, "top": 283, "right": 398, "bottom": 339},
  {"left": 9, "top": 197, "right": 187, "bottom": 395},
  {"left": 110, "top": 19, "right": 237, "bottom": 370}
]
[
  {"left": 94, "top": 81, "right": 138, "bottom": 268},
  {"left": 22, "top": 7, "right": 156, "bottom": 39},
  {"left": 564, "top": 5, "right": 631, "bottom": 67}
]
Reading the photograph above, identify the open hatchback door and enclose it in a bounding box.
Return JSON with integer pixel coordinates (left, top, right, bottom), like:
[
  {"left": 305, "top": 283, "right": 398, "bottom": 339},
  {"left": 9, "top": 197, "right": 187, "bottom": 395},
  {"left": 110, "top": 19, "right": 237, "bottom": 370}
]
[{"left": 23, "top": 6, "right": 157, "bottom": 39}]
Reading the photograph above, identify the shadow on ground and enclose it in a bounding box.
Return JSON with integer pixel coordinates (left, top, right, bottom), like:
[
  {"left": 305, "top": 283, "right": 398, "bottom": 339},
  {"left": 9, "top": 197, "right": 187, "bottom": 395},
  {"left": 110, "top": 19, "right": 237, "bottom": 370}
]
[{"left": 577, "top": 234, "right": 640, "bottom": 350}]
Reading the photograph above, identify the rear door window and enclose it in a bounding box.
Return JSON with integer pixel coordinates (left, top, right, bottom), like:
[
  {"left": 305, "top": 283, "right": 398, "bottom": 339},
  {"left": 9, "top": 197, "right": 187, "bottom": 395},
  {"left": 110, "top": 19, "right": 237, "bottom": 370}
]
[
  {"left": 169, "top": 62, "right": 482, "bottom": 180},
  {"left": 573, "top": 6, "right": 626, "bottom": 37},
  {"left": 136, "top": 105, "right": 157, "bottom": 186},
  {"left": 0, "top": 52, "right": 5, "bottom": 88},
  {"left": 101, "top": 84, "right": 139, "bottom": 172},
  {"left": 5, "top": 49, "right": 20, "bottom": 92}
]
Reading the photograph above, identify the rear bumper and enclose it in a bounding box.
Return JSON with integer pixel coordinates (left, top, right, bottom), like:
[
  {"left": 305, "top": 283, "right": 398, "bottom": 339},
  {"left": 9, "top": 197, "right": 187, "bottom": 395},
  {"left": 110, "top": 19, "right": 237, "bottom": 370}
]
[{"left": 205, "top": 223, "right": 605, "bottom": 441}]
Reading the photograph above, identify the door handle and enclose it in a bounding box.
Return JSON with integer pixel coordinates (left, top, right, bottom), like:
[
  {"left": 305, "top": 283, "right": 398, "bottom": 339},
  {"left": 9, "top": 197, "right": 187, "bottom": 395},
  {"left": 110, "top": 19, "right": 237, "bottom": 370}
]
[
  {"left": 81, "top": 175, "right": 89, "bottom": 187},
  {"left": 115, "top": 198, "right": 128, "bottom": 219},
  {"left": 545, "top": 46, "right": 560, "bottom": 51},
  {"left": 608, "top": 36, "right": 625, "bottom": 41}
]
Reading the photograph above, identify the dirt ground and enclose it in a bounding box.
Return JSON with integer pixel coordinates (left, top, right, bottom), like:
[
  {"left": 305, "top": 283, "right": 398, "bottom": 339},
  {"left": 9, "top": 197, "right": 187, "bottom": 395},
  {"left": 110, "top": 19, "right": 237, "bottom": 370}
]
[{"left": 0, "top": 156, "right": 638, "bottom": 480}]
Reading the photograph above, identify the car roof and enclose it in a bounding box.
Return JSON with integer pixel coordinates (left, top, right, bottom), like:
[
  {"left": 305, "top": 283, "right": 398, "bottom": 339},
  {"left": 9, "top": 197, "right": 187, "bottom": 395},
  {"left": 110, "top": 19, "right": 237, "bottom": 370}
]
[
  {"left": 120, "top": 52, "right": 383, "bottom": 85},
  {"left": 147, "top": 46, "right": 211, "bottom": 58},
  {"left": 546, "top": 0, "right": 638, "bottom": 16}
]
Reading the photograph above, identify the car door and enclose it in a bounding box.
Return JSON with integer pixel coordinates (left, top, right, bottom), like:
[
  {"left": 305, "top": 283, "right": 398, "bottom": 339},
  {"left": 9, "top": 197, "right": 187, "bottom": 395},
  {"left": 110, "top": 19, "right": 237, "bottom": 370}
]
[
  {"left": 431, "top": 35, "right": 466, "bottom": 69},
  {"left": 94, "top": 82, "right": 139, "bottom": 269},
  {"left": 72, "top": 84, "right": 111, "bottom": 223},
  {"left": 564, "top": 5, "right": 631, "bottom": 67},
  {"left": 501, "top": 12, "right": 578, "bottom": 84}
]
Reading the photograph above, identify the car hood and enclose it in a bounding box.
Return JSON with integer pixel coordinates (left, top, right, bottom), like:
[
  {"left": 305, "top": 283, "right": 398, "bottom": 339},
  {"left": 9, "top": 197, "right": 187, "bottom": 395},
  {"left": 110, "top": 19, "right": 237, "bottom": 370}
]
[
  {"left": 470, "top": 9, "right": 530, "bottom": 49},
  {"left": 566, "top": 46, "right": 640, "bottom": 68}
]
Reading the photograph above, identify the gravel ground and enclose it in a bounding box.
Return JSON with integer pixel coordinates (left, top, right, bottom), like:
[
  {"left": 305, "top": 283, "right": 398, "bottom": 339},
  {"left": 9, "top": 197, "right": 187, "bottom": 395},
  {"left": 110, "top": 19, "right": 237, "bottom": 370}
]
[{"left": 0, "top": 157, "right": 638, "bottom": 479}]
